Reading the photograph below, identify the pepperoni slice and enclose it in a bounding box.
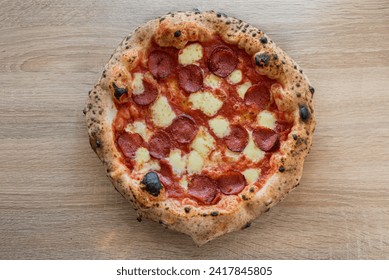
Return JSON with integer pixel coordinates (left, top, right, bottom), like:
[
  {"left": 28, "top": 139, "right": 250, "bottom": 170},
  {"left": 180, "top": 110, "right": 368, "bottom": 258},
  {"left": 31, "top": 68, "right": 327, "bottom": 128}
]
[
  {"left": 252, "top": 127, "right": 279, "bottom": 152},
  {"left": 148, "top": 130, "right": 171, "bottom": 159},
  {"left": 217, "top": 171, "right": 246, "bottom": 195},
  {"left": 132, "top": 81, "right": 158, "bottom": 106},
  {"left": 208, "top": 46, "right": 238, "bottom": 77},
  {"left": 117, "top": 132, "right": 144, "bottom": 158},
  {"left": 168, "top": 115, "right": 198, "bottom": 144},
  {"left": 188, "top": 175, "right": 218, "bottom": 204},
  {"left": 178, "top": 64, "right": 203, "bottom": 93},
  {"left": 244, "top": 84, "right": 270, "bottom": 110},
  {"left": 148, "top": 50, "right": 175, "bottom": 79},
  {"left": 224, "top": 124, "right": 249, "bottom": 152}
]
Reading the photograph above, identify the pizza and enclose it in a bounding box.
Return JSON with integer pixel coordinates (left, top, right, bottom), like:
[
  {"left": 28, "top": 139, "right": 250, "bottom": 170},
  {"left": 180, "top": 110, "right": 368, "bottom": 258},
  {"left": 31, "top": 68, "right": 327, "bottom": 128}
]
[{"left": 85, "top": 10, "right": 315, "bottom": 245}]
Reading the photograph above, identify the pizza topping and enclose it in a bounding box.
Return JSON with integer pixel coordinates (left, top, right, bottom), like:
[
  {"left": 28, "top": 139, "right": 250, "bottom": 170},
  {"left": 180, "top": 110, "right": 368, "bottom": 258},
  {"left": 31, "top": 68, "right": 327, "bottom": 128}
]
[
  {"left": 168, "top": 115, "right": 198, "bottom": 144},
  {"left": 252, "top": 127, "right": 279, "bottom": 152},
  {"left": 255, "top": 52, "right": 270, "bottom": 67},
  {"left": 208, "top": 46, "right": 238, "bottom": 77},
  {"left": 187, "top": 150, "right": 204, "bottom": 174},
  {"left": 257, "top": 110, "right": 276, "bottom": 129},
  {"left": 190, "top": 127, "right": 216, "bottom": 157},
  {"left": 132, "top": 73, "right": 144, "bottom": 95},
  {"left": 226, "top": 69, "right": 242, "bottom": 84},
  {"left": 148, "top": 50, "right": 175, "bottom": 79},
  {"left": 244, "top": 84, "right": 270, "bottom": 110},
  {"left": 117, "top": 132, "right": 144, "bottom": 159},
  {"left": 134, "top": 147, "right": 150, "bottom": 165},
  {"left": 299, "top": 104, "right": 311, "bottom": 121},
  {"left": 224, "top": 124, "right": 249, "bottom": 152},
  {"left": 242, "top": 168, "right": 260, "bottom": 184},
  {"left": 208, "top": 116, "right": 231, "bottom": 138},
  {"left": 188, "top": 91, "right": 223, "bottom": 117},
  {"left": 204, "top": 74, "right": 222, "bottom": 89},
  {"left": 168, "top": 149, "right": 186, "bottom": 175},
  {"left": 178, "top": 64, "right": 203, "bottom": 93},
  {"left": 188, "top": 175, "right": 218, "bottom": 204},
  {"left": 217, "top": 170, "right": 246, "bottom": 195},
  {"left": 243, "top": 132, "right": 265, "bottom": 162},
  {"left": 132, "top": 80, "right": 158, "bottom": 106},
  {"left": 178, "top": 43, "right": 203, "bottom": 65},
  {"left": 141, "top": 171, "right": 163, "bottom": 196},
  {"left": 112, "top": 83, "right": 128, "bottom": 100},
  {"left": 236, "top": 81, "right": 252, "bottom": 99},
  {"left": 150, "top": 95, "right": 176, "bottom": 127},
  {"left": 148, "top": 130, "right": 171, "bottom": 159}
]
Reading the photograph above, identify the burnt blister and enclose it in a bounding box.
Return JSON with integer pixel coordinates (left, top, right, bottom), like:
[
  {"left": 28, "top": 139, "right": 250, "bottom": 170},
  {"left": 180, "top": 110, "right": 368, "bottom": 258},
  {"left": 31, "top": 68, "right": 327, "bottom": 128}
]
[
  {"left": 309, "top": 85, "right": 315, "bottom": 95},
  {"left": 112, "top": 83, "right": 127, "bottom": 100},
  {"left": 174, "top": 30, "right": 181, "bottom": 37},
  {"left": 255, "top": 53, "right": 270, "bottom": 67},
  {"left": 141, "top": 171, "right": 163, "bottom": 196},
  {"left": 260, "top": 36, "right": 268, "bottom": 44},
  {"left": 299, "top": 105, "right": 311, "bottom": 122}
]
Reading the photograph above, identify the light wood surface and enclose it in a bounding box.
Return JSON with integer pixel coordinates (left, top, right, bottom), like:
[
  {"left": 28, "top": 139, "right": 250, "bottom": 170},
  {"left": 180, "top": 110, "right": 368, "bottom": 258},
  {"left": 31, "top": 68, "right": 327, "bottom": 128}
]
[{"left": 1, "top": 0, "right": 388, "bottom": 259}]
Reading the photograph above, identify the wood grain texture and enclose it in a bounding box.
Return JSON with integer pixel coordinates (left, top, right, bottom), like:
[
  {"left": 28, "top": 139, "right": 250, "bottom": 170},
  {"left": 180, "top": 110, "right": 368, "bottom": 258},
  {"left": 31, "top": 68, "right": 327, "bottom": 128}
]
[{"left": 1, "top": 0, "right": 389, "bottom": 259}]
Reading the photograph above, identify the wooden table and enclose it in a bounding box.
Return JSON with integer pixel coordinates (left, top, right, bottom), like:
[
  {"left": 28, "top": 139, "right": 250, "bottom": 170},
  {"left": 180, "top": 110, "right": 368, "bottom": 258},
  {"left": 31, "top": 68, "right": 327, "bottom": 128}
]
[{"left": 1, "top": 0, "right": 388, "bottom": 259}]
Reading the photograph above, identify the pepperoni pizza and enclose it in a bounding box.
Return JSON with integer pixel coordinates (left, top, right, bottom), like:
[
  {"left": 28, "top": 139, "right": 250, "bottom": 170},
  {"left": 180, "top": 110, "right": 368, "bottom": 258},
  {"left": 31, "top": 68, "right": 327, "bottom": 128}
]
[{"left": 85, "top": 11, "right": 315, "bottom": 245}]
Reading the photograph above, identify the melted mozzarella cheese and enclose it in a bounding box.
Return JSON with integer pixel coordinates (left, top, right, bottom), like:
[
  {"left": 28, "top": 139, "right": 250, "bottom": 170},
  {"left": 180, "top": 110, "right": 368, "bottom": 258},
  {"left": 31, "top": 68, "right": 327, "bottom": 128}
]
[
  {"left": 227, "top": 69, "right": 242, "bottom": 84},
  {"left": 150, "top": 95, "right": 176, "bottom": 127},
  {"left": 257, "top": 110, "right": 276, "bottom": 129},
  {"left": 132, "top": 72, "right": 144, "bottom": 95},
  {"left": 168, "top": 149, "right": 186, "bottom": 175},
  {"left": 179, "top": 176, "right": 189, "bottom": 190},
  {"left": 190, "top": 127, "right": 216, "bottom": 157},
  {"left": 209, "top": 116, "right": 231, "bottom": 138},
  {"left": 188, "top": 91, "right": 223, "bottom": 117},
  {"left": 204, "top": 74, "right": 222, "bottom": 89},
  {"left": 178, "top": 43, "right": 203, "bottom": 65},
  {"left": 243, "top": 132, "right": 265, "bottom": 162},
  {"left": 134, "top": 147, "right": 150, "bottom": 165},
  {"left": 125, "top": 121, "right": 149, "bottom": 141},
  {"left": 187, "top": 150, "right": 204, "bottom": 174},
  {"left": 237, "top": 81, "right": 252, "bottom": 99},
  {"left": 243, "top": 168, "right": 260, "bottom": 184}
]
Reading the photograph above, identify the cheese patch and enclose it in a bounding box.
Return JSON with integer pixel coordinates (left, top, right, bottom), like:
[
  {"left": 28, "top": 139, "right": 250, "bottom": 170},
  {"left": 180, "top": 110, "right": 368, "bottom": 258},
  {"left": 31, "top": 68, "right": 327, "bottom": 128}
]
[
  {"left": 209, "top": 116, "right": 231, "bottom": 138},
  {"left": 204, "top": 74, "right": 222, "bottom": 89},
  {"left": 178, "top": 43, "right": 203, "bottom": 65},
  {"left": 189, "top": 91, "right": 223, "bottom": 117},
  {"left": 190, "top": 127, "right": 216, "bottom": 157},
  {"left": 187, "top": 150, "right": 204, "bottom": 174},
  {"left": 134, "top": 147, "right": 150, "bottom": 165},
  {"left": 237, "top": 81, "right": 252, "bottom": 99},
  {"left": 150, "top": 95, "right": 176, "bottom": 127},
  {"left": 168, "top": 149, "right": 186, "bottom": 175},
  {"left": 132, "top": 72, "right": 144, "bottom": 95},
  {"left": 125, "top": 121, "right": 149, "bottom": 141},
  {"left": 243, "top": 168, "right": 260, "bottom": 184},
  {"left": 227, "top": 69, "right": 242, "bottom": 84},
  {"left": 257, "top": 110, "right": 276, "bottom": 129},
  {"left": 243, "top": 132, "right": 265, "bottom": 162}
]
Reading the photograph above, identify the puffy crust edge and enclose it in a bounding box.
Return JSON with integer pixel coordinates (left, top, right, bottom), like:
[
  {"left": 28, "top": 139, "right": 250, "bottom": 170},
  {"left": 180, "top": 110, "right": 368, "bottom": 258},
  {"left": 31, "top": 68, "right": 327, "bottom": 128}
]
[{"left": 85, "top": 10, "right": 315, "bottom": 246}]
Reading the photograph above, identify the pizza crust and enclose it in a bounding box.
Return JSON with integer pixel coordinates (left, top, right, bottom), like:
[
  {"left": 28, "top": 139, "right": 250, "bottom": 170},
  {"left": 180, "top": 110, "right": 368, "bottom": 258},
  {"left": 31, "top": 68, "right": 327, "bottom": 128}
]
[{"left": 85, "top": 10, "right": 315, "bottom": 246}]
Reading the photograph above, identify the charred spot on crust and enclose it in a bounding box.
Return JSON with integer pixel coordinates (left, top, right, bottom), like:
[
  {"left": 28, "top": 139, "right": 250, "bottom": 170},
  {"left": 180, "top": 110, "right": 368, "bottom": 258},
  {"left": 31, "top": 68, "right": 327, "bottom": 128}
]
[
  {"left": 174, "top": 30, "right": 181, "bottom": 37},
  {"left": 255, "top": 53, "right": 270, "bottom": 67},
  {"left": 242, "top": 194, "right": 249, "bottom": 201},
  {"left": 210, "top": 211, "right": 218, "bottom": 217},
  {"left": 95, "top": 140, "right": 101, "bottom": 148},
  {"left": 299, "top": 105, "right": 311, "bottom": 122},
  {"left": 242, "top": 222, "right": 251, "bottom": 229},
  {"left": 309, "top": 85, "right": 315, "bottom": 95},
  {"left": 273, "top": 53, "right": 278, "bottom": 60},
  {"left": 141, "top": 171, "right": 163, "bottom": 196},
  {"left": 279, "top": 166, "right": 285, "bottom": 172},
  {"left": 292, "top": 134, "right": 298, "bottom": 140},
  {"left": 192, "top": 8, "right": 201, "bottom": 14},
  {"left": 112, "top": 83, "right": 127, "bottom": 100},
  {"left": 249, "top": 187, "right": 255, "bottom": 193},
  {"left": 260, "top": 36, "right": 268, "bottom": 44},
  {"left": 184, "top": 207, "right": 191, "bottom": 213}
]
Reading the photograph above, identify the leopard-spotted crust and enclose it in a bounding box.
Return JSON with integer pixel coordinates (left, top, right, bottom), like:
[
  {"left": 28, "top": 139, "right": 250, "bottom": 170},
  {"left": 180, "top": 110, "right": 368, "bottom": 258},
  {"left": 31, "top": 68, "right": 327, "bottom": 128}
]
[{"left": 85, "top": 10, "right": 315, "bottom": 246}]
